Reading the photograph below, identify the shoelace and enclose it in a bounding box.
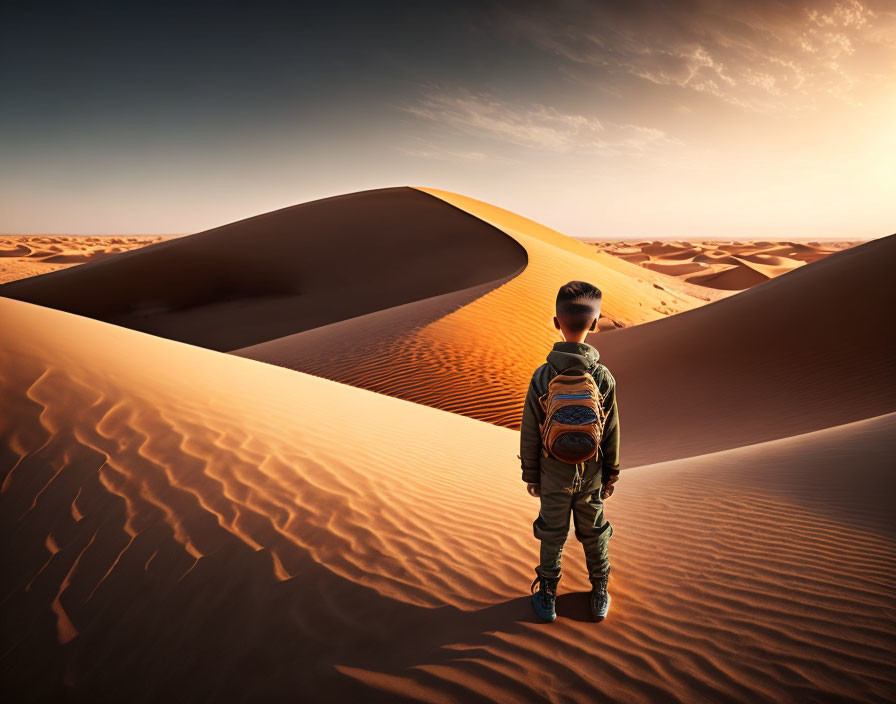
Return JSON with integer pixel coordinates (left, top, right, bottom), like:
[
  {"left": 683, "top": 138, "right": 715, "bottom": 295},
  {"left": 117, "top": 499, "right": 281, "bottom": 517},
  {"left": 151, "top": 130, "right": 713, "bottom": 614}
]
[{"left": 531, "top": 576, "right": 558, "bottom": 605}]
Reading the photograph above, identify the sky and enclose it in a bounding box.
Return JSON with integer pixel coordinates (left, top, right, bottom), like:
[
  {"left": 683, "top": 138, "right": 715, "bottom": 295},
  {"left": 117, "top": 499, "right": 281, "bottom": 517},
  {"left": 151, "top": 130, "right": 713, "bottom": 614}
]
[{"left": 2, "top": 0, "right": 894, "bottom": 239}]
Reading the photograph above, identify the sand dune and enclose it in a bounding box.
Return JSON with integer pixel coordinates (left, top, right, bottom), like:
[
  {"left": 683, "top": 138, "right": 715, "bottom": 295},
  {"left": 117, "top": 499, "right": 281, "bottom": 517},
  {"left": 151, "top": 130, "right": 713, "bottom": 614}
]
[
  {"left": 0, "top": 188, "right": 529, "bottom": 351},
  {"left": 233, "top": 188, "right": 714, "bottom": 426},
  {"left": 596, "top": 233, "right": 896, "bottom": 467},
  {"left": 1, "top": 296, "right": 893, "bottom": 702},
  {"left": 684, "top": 261, "right": 771, "bottom": 289},
  {"left": 641, "top": 259, "right": 708, "bottom": 276},
  {"left": 235, "top": 197, "right": 889, "bottom": 467},
  {"left": 0, "top": 190, "right": 717, "bottom": 359},
  {"left": 592, "top": 240, "right": 861, "bottom": 291},
  {"left": 0, "top": 235, "right": 166, "bottom": 285},
  {"left": 4, "top": 188, "right": 727, "bottom": 430},
  {"left": 683, "top": 252, "right": 806, "bottom": 289},
  {"left": 2, "top": 191, "right": 889, "bottom": 700}
]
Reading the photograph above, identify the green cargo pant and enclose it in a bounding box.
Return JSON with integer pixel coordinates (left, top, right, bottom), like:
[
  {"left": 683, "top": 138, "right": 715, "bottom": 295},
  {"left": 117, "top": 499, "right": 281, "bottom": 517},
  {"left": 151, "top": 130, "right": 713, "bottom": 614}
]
[{"left": 533, "top": 455, "right": 613, "bottom": 582}]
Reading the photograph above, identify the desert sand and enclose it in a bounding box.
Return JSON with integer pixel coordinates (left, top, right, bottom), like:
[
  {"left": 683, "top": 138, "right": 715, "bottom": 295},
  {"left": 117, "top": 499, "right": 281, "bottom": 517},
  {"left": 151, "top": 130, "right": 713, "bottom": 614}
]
[
  {"left": 232, "top": 188, "right": 731, "bottom": 425},
  {"left": 232, "top": 191, "right": 890, "bottom": 449},
  {"left": 1, "top": 296, "right": 893, "bottom": 702},
  {"left": 0, "top": 188, "right": 532, "bottom": 351},
  {"left": 0, "top": 235, "right": 167, "bottom": 284},
  {"left": 594, "top": 232, "right": 896, "bottom": 467},
  {"left": 1, "top": 188, "right": 893, "bottom": 702},
  {"left": 0, "top": 187, "right": 713, "bottom": 428},
  {"left": 590, "top": 239, "right": 863, "bottom": 291}
]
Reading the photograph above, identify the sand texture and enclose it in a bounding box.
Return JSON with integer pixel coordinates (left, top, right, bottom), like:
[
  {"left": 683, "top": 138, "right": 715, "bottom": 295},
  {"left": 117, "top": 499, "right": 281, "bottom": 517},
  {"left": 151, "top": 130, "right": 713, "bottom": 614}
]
[
  {"left": 0, "top": 188, "right": 529, "bottom": 351},
  {"left": 1, "top": 188, "right": 891, "bottom": 702},
  {"left": 0, "top": 235, "right": 167, "bottom": 284},
  {"left": 233, "top": 188, "right": 718, "bottom": 426},
  {"left": 234, "top": 191, "right": 887, "bottom": 445},
  {"left": 590, "top": 240, "right": 862, "bottom": 291},
  {"left": 1, "top": 296, "right": 894, "bottom": 702},
  {"left": 595, "top": 233, "right": 896, "bottom": 467}
]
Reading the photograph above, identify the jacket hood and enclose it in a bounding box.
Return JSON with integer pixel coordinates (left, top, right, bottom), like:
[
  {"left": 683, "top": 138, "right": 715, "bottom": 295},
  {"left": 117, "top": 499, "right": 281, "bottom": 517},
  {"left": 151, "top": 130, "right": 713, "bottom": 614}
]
[{"left": 546, "top": 340, "right": 600, "bottom": 373}]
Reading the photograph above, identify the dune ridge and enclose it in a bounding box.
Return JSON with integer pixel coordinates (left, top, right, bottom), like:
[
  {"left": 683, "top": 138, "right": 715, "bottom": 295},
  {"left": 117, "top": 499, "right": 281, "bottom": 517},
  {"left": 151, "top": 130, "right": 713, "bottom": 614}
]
[
  {"left": 0, "top": 188, "right": 528, "bottom": 351},
  {"left": 235, "top": 187, "right": 710, "bottom": 426},
  {"left": 2, "top": 188, "right": 717, "bottom": 431},
  {"left": 236, "top": 194, "right": 892, "bottom": 469},
  {"left": 1, "top": 296, "right": 894, "bottom": 702},
  {"left": 597, "top": 232, "right": 896, "bottom": 467}
]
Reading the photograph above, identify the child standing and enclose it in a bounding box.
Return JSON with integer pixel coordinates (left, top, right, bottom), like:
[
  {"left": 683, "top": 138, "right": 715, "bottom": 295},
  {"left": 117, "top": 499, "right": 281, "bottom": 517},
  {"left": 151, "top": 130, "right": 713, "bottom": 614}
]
[{"left": 518, "top": 281, "right": 621, "bottom": 622}]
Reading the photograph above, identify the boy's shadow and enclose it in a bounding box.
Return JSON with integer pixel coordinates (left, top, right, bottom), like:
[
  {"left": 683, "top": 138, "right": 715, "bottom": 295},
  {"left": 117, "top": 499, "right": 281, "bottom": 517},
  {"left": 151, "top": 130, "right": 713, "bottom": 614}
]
[{"left": 554, "top": 590, "right": 601, "bottom": 622}]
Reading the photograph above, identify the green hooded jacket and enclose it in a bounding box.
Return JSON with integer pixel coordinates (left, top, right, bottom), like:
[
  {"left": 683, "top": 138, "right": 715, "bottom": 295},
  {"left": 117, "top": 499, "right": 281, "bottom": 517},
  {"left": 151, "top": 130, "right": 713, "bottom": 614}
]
[{"left": 519, "top": 340, "right": 620, "bottom": 485}]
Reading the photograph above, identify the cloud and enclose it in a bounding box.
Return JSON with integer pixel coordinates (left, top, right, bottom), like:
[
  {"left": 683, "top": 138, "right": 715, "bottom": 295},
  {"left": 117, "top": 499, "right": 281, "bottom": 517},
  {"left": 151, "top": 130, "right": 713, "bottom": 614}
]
[
  {"left": 492, "top": 0, "right": 896, "bottom": 114},
  {"left": 394, "top": 143, "right": 491, "bottom": 162},
  {"left": 402, "top": 87, "right": 676, "bottom": 156}
]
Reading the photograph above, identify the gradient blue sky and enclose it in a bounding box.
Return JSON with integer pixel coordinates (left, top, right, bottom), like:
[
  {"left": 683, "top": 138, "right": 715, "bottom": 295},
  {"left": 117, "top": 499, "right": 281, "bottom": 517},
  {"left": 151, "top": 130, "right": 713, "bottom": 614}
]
[{"left": 2, "top": 0, "right": 894, "bottom": 239}]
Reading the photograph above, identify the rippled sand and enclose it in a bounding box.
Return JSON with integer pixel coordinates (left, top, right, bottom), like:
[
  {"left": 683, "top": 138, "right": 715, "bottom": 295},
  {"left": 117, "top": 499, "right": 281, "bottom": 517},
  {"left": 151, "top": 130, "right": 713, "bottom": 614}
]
[
  {"left": 0, "top": 235, "right": 167, "bottom": 284},
  {"left": 590, "top": 239, "right": 861, "bottom": 290},
  {"left": 1, "top": 297, "right": 893, "bottom": 702},
  {"left": 1, "top": 189, "right": 892, "bottom": 702}
]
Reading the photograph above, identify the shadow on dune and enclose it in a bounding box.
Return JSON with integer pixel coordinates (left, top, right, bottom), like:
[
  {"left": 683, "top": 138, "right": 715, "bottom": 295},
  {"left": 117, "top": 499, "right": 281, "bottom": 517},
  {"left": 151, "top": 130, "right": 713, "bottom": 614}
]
[
  {"left": 0, "top": 187, "right": 528, "bottom": 352},
  {"left": 597, "top": 233, "right": 896, "bottom": 467}
]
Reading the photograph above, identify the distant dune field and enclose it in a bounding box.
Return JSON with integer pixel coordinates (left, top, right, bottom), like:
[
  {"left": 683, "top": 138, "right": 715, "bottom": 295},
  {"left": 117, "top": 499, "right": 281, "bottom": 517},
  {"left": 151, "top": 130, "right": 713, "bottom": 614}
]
[
  {"left": 590, "top": 239, "right": 863, "bottom": 290},
  {"left": 0, "top": 235, "right": 168, "bottom": 284},
  {"left": 1, "top": 188, "right": 892, "bottom": 702}
]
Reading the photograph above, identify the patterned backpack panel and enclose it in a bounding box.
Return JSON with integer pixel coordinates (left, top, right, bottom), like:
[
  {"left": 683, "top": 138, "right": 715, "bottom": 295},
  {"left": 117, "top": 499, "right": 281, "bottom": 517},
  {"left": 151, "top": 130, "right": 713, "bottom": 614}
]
[{"left": 538, "top": 367, "right": 607, "bottom": 464}]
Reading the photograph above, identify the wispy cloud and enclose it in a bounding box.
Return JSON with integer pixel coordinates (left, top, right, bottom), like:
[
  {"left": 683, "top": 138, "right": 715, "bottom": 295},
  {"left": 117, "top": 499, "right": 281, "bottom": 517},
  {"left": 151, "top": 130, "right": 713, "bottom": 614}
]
[
  {"left": 402, "top": 87, "right": 677, "bottom": 156},
  {"left": 395, "top": 143, "right": 491, "bottom": 163},
  {"left": 494, "top": 0, "right": 896, "bottom": 114}
]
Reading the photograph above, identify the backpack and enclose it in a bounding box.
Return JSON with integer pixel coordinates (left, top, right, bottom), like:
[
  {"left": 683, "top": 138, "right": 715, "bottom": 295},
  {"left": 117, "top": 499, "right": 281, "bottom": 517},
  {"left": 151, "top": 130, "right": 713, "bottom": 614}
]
[{"left": 537, "top": 366, "right": 607, "bottom": 465}]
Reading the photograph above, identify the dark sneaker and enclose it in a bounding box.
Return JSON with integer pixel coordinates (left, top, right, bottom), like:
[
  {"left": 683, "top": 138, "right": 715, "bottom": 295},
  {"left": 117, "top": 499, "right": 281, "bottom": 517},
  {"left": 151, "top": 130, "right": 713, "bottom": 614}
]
[
  {"left": 590, "top": 574, "right": 611, "bottom": 620},
  {"left": 530, "top": 574, "right": 560, "bottom": 622}
]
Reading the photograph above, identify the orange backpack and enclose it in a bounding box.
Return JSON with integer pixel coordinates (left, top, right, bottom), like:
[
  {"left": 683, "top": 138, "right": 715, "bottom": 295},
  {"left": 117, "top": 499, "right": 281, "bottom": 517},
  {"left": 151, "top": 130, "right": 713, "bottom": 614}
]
[{"left": 538, "top": 366, "right": 607, "bottom": 465}]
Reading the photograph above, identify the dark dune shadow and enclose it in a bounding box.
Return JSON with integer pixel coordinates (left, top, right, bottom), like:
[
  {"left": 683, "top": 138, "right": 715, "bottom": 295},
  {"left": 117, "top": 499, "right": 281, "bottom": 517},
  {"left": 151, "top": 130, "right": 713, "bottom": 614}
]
[{"left": 596, "top": 233, "right": 896, "bottom": 468}]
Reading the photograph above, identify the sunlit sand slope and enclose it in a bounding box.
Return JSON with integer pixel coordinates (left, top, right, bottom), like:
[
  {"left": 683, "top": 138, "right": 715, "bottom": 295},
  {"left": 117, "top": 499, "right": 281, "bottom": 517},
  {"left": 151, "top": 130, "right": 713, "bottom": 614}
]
[
  {"left": 2, "top": 297, "right": 893, "bottom": 702},
  {"left": 243, "top": 229, "right": 893, "bottom": 461},
  {"left": 235, "top": 187, "right": 707, "bottom": 426},
  {"left": 0, "top": 188, "right": 528, "bottom": 351},
  {"left": 596, "top": 233, "right": 896, "bottom": 467}
]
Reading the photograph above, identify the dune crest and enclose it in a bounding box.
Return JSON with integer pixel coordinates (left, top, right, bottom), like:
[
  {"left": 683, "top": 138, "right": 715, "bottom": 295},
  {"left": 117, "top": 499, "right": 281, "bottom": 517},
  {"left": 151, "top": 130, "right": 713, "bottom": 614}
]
[
  {"left": 236, "top": 196, "right": 890, "bottom": 465},
  {"left": 0, "top": 188, "right": 528, "bottom": 351},
  {"left": 597, "top": 233, "right": 896, "bottom": 467},
  {"left": 234, "top": 187, "right": 710, "bottom": 425}
]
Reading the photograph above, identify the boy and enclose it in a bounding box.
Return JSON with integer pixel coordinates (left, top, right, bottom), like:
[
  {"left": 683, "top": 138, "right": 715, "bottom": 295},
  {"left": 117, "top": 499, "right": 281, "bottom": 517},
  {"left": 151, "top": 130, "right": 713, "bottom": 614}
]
[{"left": 518, "top": 280, "right": 621, "bottom": 622}]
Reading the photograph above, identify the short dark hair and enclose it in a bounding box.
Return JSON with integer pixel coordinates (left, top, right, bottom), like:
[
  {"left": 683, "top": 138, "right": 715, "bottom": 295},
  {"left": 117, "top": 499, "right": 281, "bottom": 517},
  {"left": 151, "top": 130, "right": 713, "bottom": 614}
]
[{"left": 556, "top": 280, "right": 602, "bottom": 333}]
